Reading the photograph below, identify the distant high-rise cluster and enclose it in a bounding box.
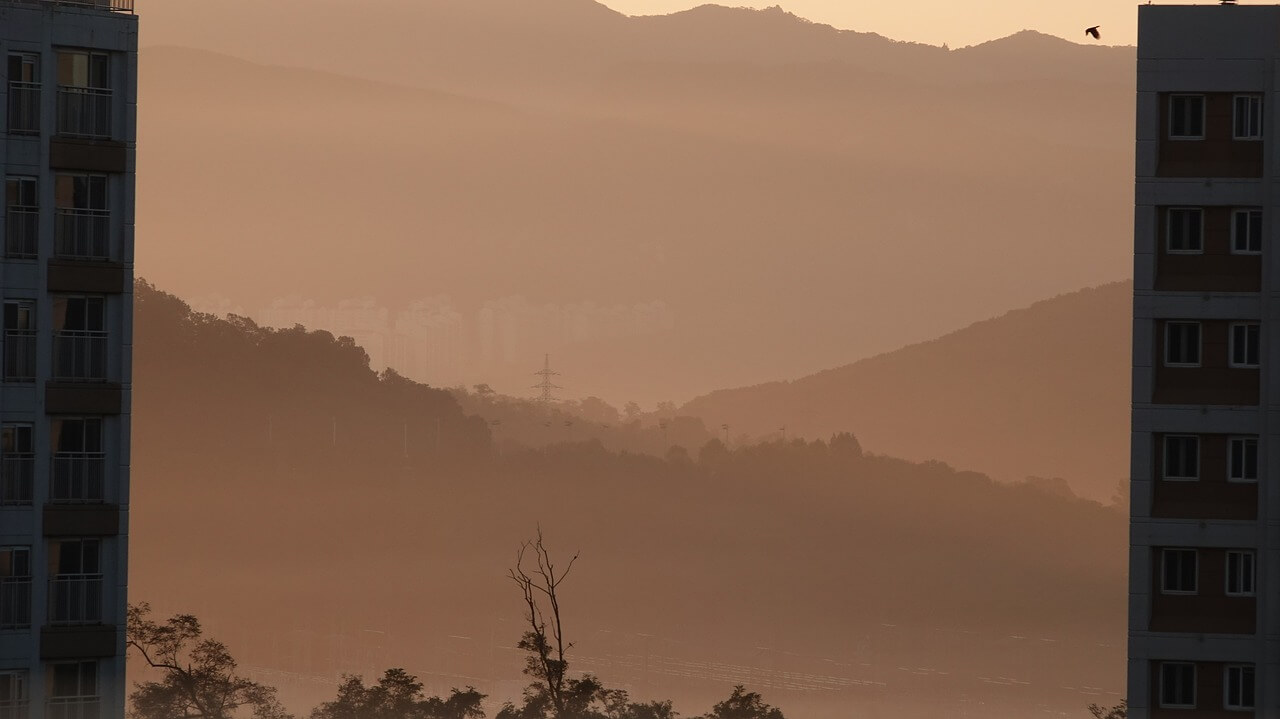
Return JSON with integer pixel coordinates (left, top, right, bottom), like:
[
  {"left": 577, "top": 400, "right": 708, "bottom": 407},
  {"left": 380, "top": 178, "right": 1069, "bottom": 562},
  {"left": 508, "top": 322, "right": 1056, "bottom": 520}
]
[
  {"left": 0, "top": 2, "right": 137, "bottom": 719},
  {"left": 203, "top": 295, "right": 675, "bottom": 391},
  {"left": 1131, "top": 6, "right": 1273, "bottom": 716}
]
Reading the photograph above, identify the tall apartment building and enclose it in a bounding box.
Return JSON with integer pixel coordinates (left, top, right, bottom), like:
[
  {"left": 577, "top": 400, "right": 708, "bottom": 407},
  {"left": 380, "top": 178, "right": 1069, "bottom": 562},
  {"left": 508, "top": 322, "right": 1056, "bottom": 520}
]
[
  {"left": 1131, "top": 5, "right": 1280, "bottom": 717},
  {"left": 0, "top": 2, "right": 137, "bottom": 719}
]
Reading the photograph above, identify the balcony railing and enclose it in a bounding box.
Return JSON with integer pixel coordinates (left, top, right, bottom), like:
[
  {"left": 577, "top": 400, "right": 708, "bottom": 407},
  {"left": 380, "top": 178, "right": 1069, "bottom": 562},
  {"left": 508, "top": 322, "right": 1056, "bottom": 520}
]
[
  {"left": 0, "top": 577, "right": 31, "bottom": 630},
  {"left": 2, "top": 331, "right": 36, "bottom": 382},
  {"left": 46, "top": 698, "right": 99, "bottom": 719},
  {"left": 47, "top": 573, "right": 102, "bottom": 625},
  {"left": 54, "top": 209, "right": 109, "bottom": 260},
  {"left": 7, "top": 82, "right": 39, "bottom": 135},
  {"left": 41, "top": 0, "right": 132, "bottom": 11},
  {"left": 0, "top": 695, "right": 28, "bottom": 716},
  {"left": 0, "top": 456, "right": 33, "bottom": 506},
  {"left": 5, "top": 208, "right": 38, "bottom": 259},
  {"left": 0, "top": 699, "right": 29, "bottom": 719},
  {"left": 50, "top": 454, "right": 105, "bottom": 503},
  {"left": 53, "top": 331, "right": 107, "bottom": 381},
  {"left": 56, "top": 87, "right": 111, "bottom": 139}
]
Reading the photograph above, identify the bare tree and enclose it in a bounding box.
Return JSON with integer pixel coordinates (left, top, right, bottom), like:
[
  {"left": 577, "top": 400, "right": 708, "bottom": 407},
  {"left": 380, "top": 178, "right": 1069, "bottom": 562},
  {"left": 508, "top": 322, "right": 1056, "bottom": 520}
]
[
  {"left": 127, "top": 603, "right": 291, "bottom": 719},
  {"left": 1088, "top": 701, "right": 1127, "bottom": 719},
  {"left": 506, "top": 528, "right": 579, "bottom": 717}
]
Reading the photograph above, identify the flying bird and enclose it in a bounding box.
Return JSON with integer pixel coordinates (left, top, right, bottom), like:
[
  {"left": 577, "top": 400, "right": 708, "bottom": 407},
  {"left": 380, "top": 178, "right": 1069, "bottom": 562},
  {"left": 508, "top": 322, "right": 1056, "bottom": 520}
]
[{"left": 1085, "top": 25, "right": 1101, "bottom": 40}]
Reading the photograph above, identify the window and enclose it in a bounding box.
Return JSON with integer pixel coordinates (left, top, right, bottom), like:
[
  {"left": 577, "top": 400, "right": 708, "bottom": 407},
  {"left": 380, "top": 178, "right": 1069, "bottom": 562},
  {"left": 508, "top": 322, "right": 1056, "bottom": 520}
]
[
  {"left": 55, "top": 51, "right": 109, "bottom": 139},
  {"left": 1160, "top": 662, "right": 1196, "bottom": 708},
  {"left": 0, "top": 425, "right": 33, "bottom": 505},
  {"left": 1229, "top": 437, "right": 1259, "bottom": 482},
  {"left": 2, "top": 301, "right": 35, "bottom": 382},
  {"left": 53, "top": 175, "right": 107, "bottom": 260},
  {"left": 1163, "top": 435, "right": 1199, "bottom": 480},
  {"left": 1226, "top": 551, "right": 1256, "bottom": 596},
  {"left": 56, "top": 52, "right": 107, "bottom": 91},
  {"left": 4, "top": 177, "right": 37, "bottom": 259},
  {"left": 47, "top": 539, "right": 100, "bottom": 625},
  {"left": 1234, "top": 95, "right": 1263, "bottom": 140},
  {"left": 0, "top": 547, "right": 30, "bottom": 630},
  {"left": 1231, "top": 209, "right": 1263, "bottom": 254},
  {"left": 1225, "top": 665, "right": 1255, "bottom": 710},
  {"left": 52, "top": 297, "right": 106, "bottom": 381},
  {"left": 1167, "top": 208, "right": 1204, "bottom": 253},
  {"left": 0, "top": 671, "right": 27, "bottom": 719},
  {"left": 1230, "top": 323, "right": 1260, "bottom": 368},
  {"left": 1161, "top": 548, "right": 1197, "bottom": 593},
  {"left": 6, "top": 54, "right": 39, "bottom": 135},
  {"left": 1170, "top": 95, "right": 1205, "bottom": 139},
  {"left": 50, "top": 418, "right": 104, "bottom": 503},
  {"left": 46, "top": 662, "right": 96, "bottom": 719},
  {"left": 1165, "top": 322, "right": 1201, "bottom": 366}
]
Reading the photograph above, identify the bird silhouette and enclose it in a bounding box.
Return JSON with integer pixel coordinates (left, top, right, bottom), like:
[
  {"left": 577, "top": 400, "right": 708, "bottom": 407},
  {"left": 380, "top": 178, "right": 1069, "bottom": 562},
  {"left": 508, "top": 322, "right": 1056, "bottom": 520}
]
[{"left": 1085, "top": 25, "right": 1101, "bottom": 40}]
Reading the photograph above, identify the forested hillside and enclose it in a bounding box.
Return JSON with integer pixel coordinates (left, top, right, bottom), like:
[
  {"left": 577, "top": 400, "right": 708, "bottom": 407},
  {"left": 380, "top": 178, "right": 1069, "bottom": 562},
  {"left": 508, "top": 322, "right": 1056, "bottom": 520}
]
[{"left": 130, "top": 282, "right": 1126, "bottom": 719}]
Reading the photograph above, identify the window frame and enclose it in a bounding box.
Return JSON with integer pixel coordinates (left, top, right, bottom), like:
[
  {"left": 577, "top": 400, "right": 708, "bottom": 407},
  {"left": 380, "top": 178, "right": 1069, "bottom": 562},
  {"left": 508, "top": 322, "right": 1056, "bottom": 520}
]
[
  {"left": 1170, "top": 94, "right": 1206, "bottom": 140},
  {"left": 1163, "top": 434, "right": 1200, "bottom": 481},
  {"left": 1164, "top": 321, "right": 1202, "bottom": 367},
  {"left": 1224, "top": 664, "right": 1255, "bottom": 711},
  {"left": 1167, "top": 207, "right": 1205, "bottom": 254},
  {"left": 1231, "top": 208, "right": 1263, "bottom": 254},
  {"left": 1161, "top": 548, "right": 1198, "bottom": 595},
  {"left": 1160, "top": 661, "right": 1197, "bottom": 709},
  {"left": 1226, "top": 550, "right": 1256, "bottom": 597},
  {"left": 1233, "top": 94, "right": 1263, "bottom": 141},
  {"left": 1228, "top": 436, "right": 1259, "bottom": 483},
  {"left": 1229, "top": 322, "right": 1261, "bottom": 368}
]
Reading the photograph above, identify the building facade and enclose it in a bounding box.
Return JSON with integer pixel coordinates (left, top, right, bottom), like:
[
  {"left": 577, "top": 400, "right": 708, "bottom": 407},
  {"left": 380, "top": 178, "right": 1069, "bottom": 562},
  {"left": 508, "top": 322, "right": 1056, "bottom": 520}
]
[
  {"left": 0, "top": 2, "right": 137, "bottom": 719},
  {"left": 1131, "top": 5, "right": 1280, "bottom": 717}
]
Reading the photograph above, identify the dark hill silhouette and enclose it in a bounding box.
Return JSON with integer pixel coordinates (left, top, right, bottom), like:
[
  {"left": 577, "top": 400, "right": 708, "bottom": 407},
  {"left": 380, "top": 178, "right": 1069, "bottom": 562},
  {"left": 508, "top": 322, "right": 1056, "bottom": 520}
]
[
  {"left": 136, "top": 41, "right": 1133, "bottom": 403},
  {"left": 681, "top": 281, "right": 1132, "bottom": 501},
  {"left": 130, "top": 281, "right": 1125, "bottom": 719}
]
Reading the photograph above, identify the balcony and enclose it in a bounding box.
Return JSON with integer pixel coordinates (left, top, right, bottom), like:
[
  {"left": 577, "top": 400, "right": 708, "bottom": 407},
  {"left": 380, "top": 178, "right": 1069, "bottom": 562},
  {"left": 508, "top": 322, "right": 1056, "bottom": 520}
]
[
  {"left": 0, "top": 456, "right": 33, "bottom": 506},
  {"left": 7, "top": 82, "right": 39, "bottom": 135},
  {"left": 0, "top": 576, "right": 31, "bottom": 629},
  {"left": 50, "top": 454, "right": 105, "bottom": 504},
  {"left": 47, "top": 573, "right": 102, "bottom": 625},
  {"left": 2, "top": 331, "right": 36, "bottom": 382},
  {"left": 52, "top": 332, "right": 106, "bottom": 382},
  {"left": 56, "top": 87, "right": 111, "bottom": 139},
  {"left": 54, "top": 209, "right": 109, "bottom": 260},
  {"left": 5, "top": 208, "right": 38, "bottom": 259},
  {"left": 0, "top": 699, "right": 29, "bottom": 719},
  {"left": 46, "top": 698, "right": 99, "bottom": 719}
]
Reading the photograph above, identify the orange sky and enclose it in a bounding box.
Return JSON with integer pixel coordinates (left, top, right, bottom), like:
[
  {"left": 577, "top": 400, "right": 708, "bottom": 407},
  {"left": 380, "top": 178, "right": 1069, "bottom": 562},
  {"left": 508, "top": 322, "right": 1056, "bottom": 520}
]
[{"left": 600, "top": 0, "right": 1208, "bottom": 48}]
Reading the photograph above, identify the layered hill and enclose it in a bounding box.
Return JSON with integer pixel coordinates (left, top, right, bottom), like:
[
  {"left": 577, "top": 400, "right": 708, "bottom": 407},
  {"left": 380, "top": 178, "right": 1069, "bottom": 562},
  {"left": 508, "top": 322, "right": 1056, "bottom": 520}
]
[
  {"left": 132, "top": 4, "right": 1134, "bottom": 403},
  {"left": 682, "top": 281, "right": 1132, "bottom": 501},
  {"left": 130, "top": 282, "right": 1126, "bottom": 719}
]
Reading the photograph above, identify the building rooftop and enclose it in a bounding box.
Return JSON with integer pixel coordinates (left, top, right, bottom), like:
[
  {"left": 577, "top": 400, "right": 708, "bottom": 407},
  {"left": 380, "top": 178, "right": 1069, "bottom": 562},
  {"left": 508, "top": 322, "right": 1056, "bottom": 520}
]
[{"left": 2, "top": 0, "right": 133, "bottom": 13}]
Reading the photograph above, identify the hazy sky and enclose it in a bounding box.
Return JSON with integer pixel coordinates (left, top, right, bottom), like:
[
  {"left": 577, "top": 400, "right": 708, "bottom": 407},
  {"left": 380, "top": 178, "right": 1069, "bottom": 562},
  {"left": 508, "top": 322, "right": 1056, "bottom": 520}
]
[{"left": 599, "top": 0, "right": 1200, "bottom": 48}]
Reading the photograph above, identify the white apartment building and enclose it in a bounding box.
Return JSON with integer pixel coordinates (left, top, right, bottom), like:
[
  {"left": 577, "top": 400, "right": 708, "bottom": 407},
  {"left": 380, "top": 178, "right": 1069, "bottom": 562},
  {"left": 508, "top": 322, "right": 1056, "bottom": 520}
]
[{"left": 0, "top": 2, "right": 137, "bottom": 719}]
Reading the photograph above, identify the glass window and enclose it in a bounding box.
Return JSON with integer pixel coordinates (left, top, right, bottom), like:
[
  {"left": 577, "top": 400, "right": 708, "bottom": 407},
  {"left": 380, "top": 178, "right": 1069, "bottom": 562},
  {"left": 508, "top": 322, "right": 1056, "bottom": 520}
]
[
  {"left": 55, "top": 52, "right": 107, "bottom": 90},
  {"left": 1234, "top": 95, "right": 1263, "bottom": 140},
  {"left": 1226, "top": 665, "right": 1255, "bottom": 709},
  {"left": 1226, "top": 551, "right": 1255, "bottom": 596},
  {"left": 1160, "top": 662, "right": 1196, "bottom": 708},
  {"left": 48, "top": 662, "right": 95, "bottom": 699},
  {"left": 54, "top": 175, "right": 106, "bottom": 212},
  {"left": 1163, "top": 435, "right": 1199, "bottom": 480},
  {"left": 1170, "top": 95, "right": 1205, "bottom": 138},
  {"left": 1165, "top": 322, "right": 1201, "bottom": 366},
  {"left": 1229, "top": 437, "right": 1259, "bottom": 482},
  {"left": 1232, "top": 209, "right": 1263, "bottom": 254},
  {"left": 1167, "top": 208, "right": 1203, "bottom": 253},
  {"left": 1230, "top": 323, "right": 1260, "bottom": 368},
  {"left": 1161, "top": 548, "right": 1197, "bottom": 593}
]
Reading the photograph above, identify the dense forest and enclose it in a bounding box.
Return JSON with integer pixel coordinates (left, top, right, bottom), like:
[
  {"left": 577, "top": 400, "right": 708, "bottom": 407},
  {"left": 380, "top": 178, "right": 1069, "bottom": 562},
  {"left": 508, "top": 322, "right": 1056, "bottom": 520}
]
[{"left": 131, "top": 282, "right": 1126, "bottom": 719}]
